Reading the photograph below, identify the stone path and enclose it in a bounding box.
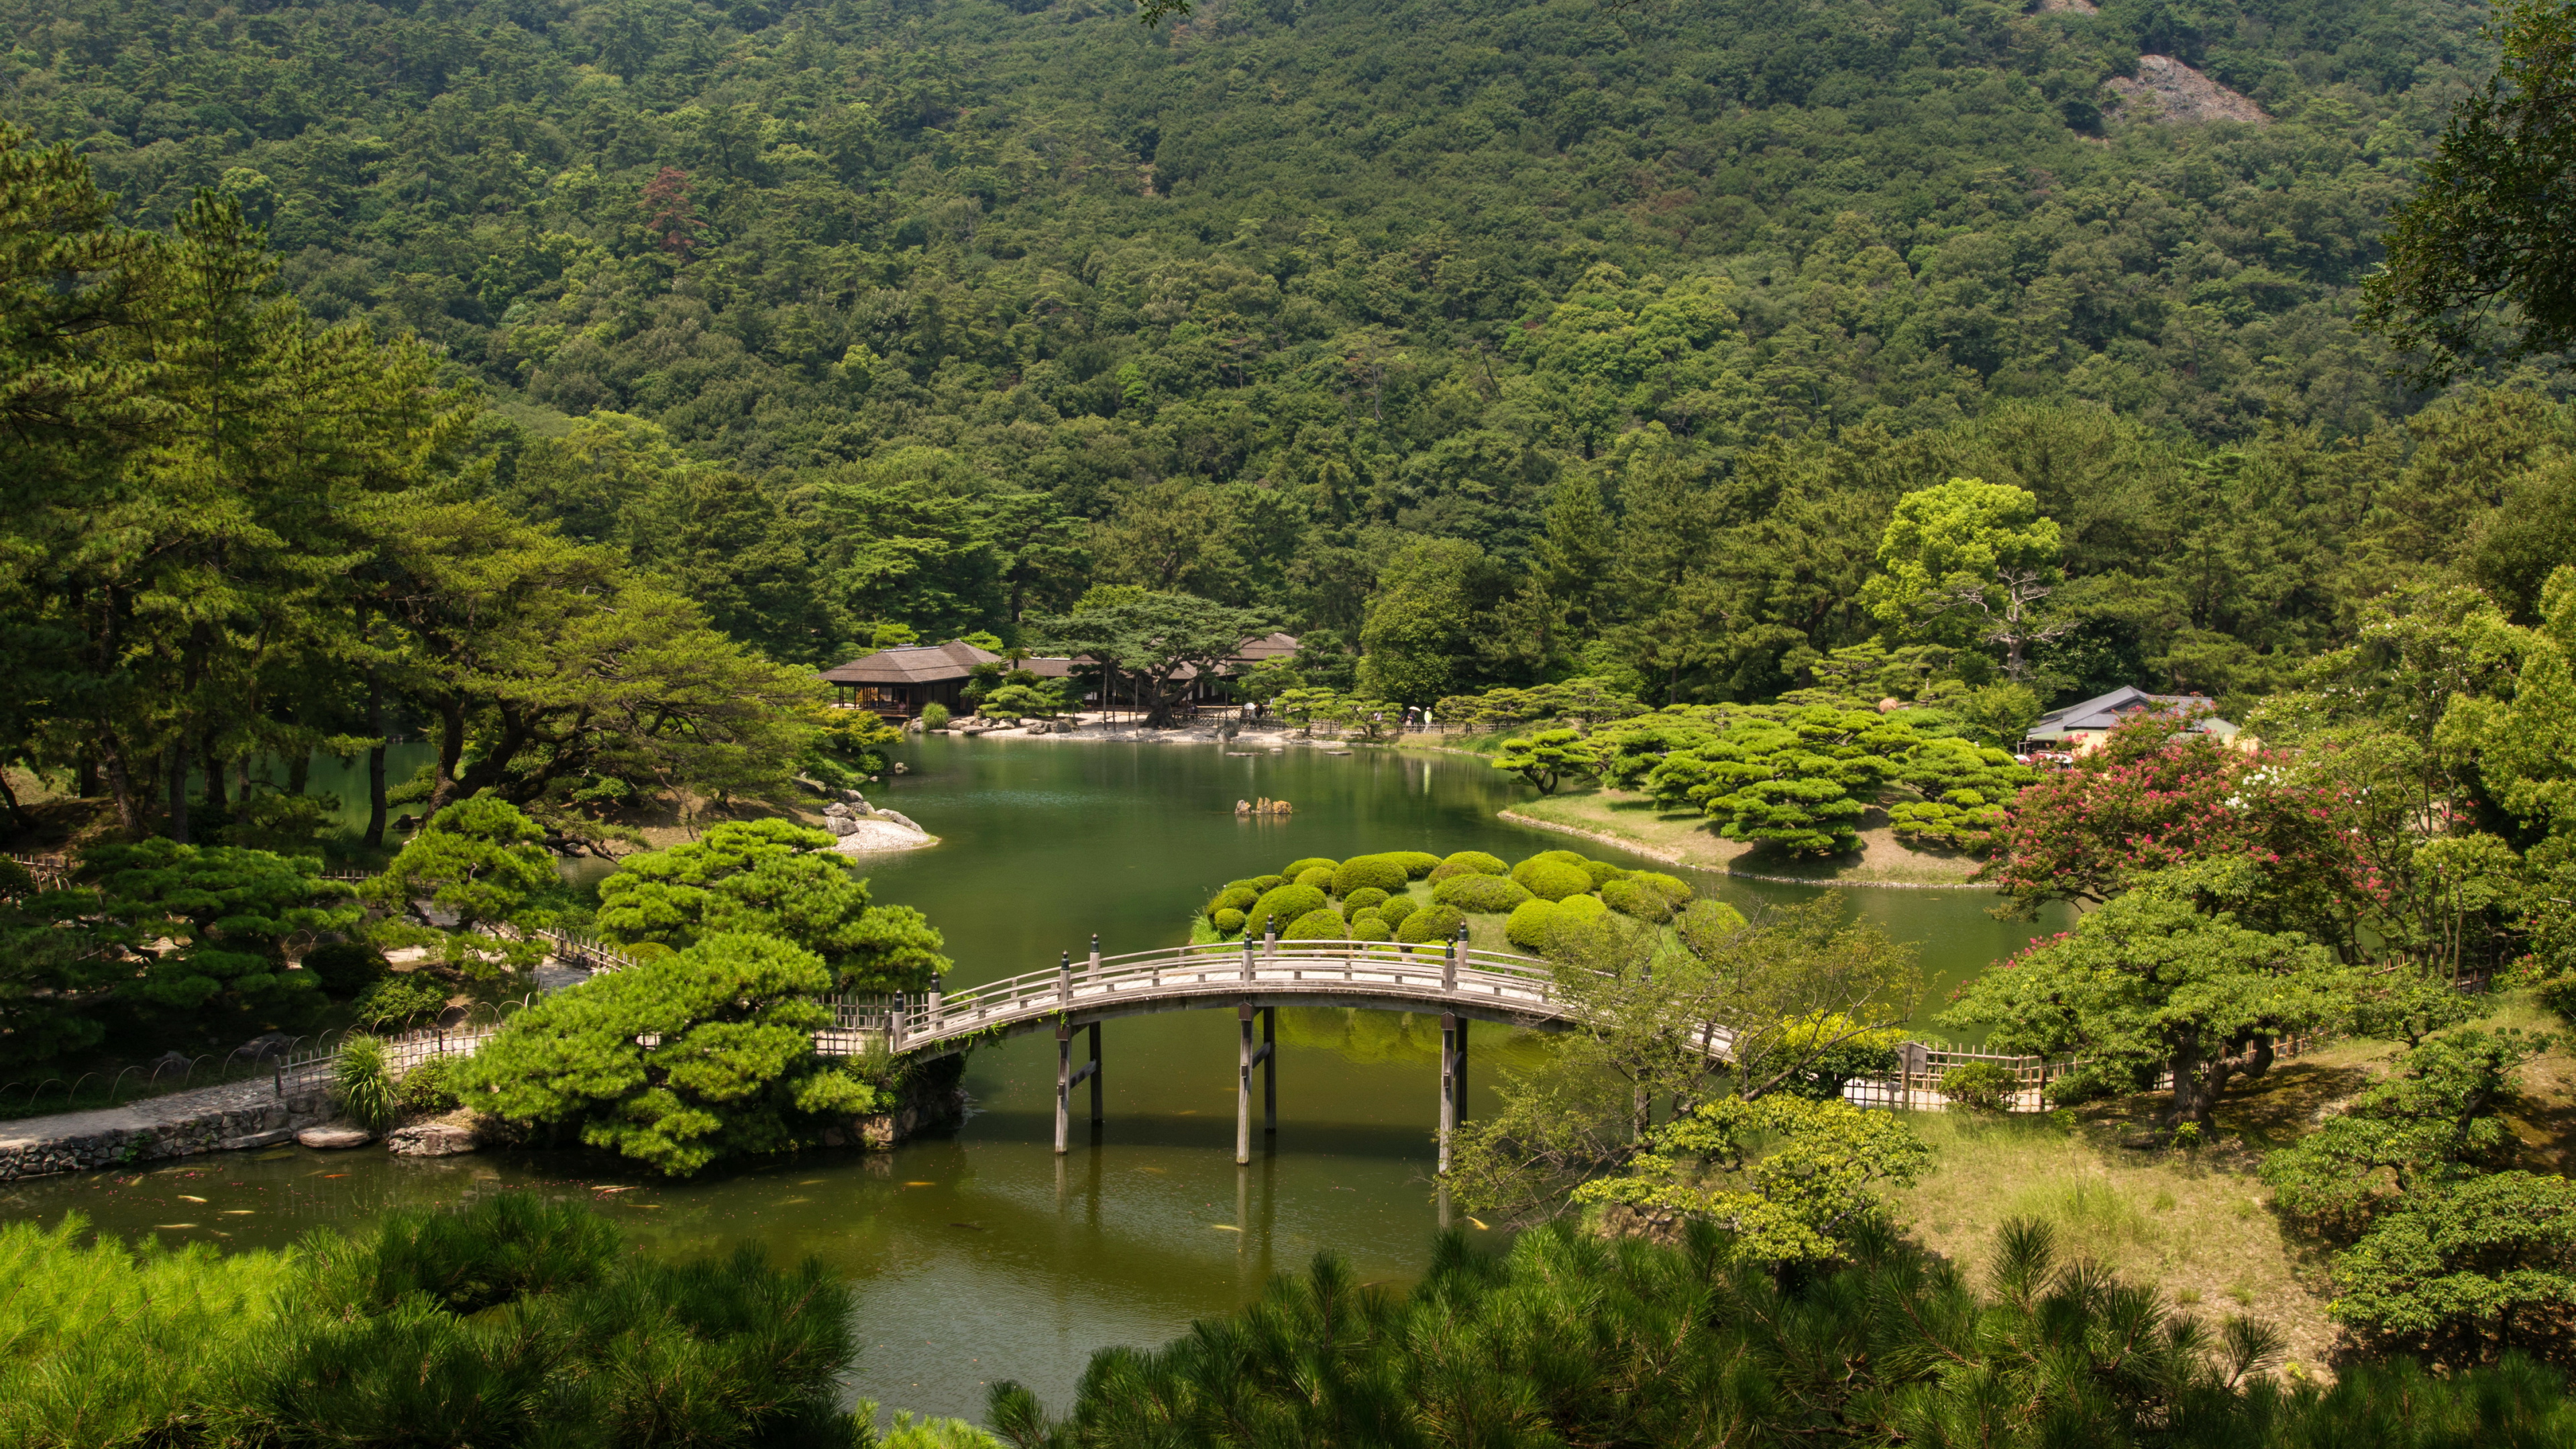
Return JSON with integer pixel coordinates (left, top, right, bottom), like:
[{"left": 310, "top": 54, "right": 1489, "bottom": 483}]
[{"left": 0, "top": 1070, "right": 336, "bottom": 1181}]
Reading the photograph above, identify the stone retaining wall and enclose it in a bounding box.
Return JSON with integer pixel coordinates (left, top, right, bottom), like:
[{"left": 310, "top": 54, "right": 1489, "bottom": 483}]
[{"left": 0, "top": 1081, "right": 338, "bottom": 1182}]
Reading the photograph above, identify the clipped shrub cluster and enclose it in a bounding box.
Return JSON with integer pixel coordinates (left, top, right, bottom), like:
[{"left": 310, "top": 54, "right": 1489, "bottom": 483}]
[
  {"left": 1434, "top": 873, "right": 1534, "bottom": 913},
  {"left": 1194, "top": 847, "right": 1678, "bottom": 957}
]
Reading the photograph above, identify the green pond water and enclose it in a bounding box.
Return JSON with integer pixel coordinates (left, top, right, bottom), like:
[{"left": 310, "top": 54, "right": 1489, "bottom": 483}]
[{"left": 0, "top": 737, "right": 2068, "bottom": 1422}]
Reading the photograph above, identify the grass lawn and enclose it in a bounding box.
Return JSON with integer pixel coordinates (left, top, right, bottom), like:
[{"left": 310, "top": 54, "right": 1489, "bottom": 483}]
[{"left": 1502, "top": 785, "right": 1984, "bottom": 885}]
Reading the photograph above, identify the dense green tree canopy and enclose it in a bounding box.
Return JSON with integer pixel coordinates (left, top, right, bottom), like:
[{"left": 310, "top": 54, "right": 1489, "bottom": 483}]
[
  {"left": 595, "top": 818, "right": 951, "bottom": 990},
  {"left": 469, "top": 930, "right": 880, "bottom": 1175}
]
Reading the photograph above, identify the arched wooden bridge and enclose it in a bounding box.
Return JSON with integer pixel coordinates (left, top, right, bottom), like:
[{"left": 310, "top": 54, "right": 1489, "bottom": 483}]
[{"left": 814, "top": 935, "right": 1739, "bottom": 1171}]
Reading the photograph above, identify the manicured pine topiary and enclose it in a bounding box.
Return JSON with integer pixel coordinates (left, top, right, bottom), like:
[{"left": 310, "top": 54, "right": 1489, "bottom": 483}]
[
  {"left": 1434, "top": 873, "right": 1535, "bottom": 913},
  {"left": 1379, "top": 897, "right": 1419, "bottom": 928},
  {"left": 1213, "top": 908, "right": 1248, "bottom": 935},
  {"left": 1208, "top": 885, "right": 1260, "bottom": 919},
  {"left": 1282, "top": 907, "right": 1348, "bottom": 941},
  {"left": 1512, "top": 859, "right": 1595, "bottom": 902},
  {"left": 1250, "top": 883, "right": 1329, "bottom": 930},
  {"left": 1395, "top": 903, "right": 1464, "bottom": 945},
  {"left": 1343, "top": 887, "right": 1391, "bottom": 913},
  {"left": 1387, "top": 851, "right": 1442, "bottom": 879},
  {"left": 1295, "top": 865, "right": 1337, "bottom": 892},
  {"left": 1332, "top": 855, "right": 1409, "bottom": 896},
  {"left": 1281, "top": 857, "right": 1340, "bottom": 879}
]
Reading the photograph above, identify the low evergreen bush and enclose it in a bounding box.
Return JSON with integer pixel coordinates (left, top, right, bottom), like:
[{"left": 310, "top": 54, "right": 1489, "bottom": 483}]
[
  {"left": 395, "top": 1053, "right": 469, "bottom": 1115},
  {"left": 1429, "top": 851, "right": 1507, "bottom": 882},
  {"left": 1599, "top": 878, "right": 1672, "bottom": 922},
  {"left": 1941, "top": 1061, "right": 2018, "bottom": 1112},
  {"left": 1253, "top": 874, "right": 1287, "bottom": 891},
  {"left": 1434, "top": 873, "right": 1535, "bottom": 913},
  {"left": 1577, "top": 859, "right": 1630, "bottom": 889},
  {"left": 1212, "top": 908, "right": 1248, "bottom": 936},
  {"left": 1342, "top": 887, "right": 1391, "bottom": 912},
  {"left": 1395, "top": 904, "right": 1465, "bottom": 945},
  {"left": 1505, "top": 898, "right": 1563, "bottom": 951},
  {"left": 1281, "top": 857, "right": 1340, "bottom": 879},
  {"left": 1331, "top": 855, "right": 1408, "bottom": 896},
  {"left": 1387, "top": 852, "right": 1442, "bottom": 879},
  {"left": 1511, "top": 859, "right": 1595, "bottom": 902},
  {"left": 1294, "top": 865, "right": 1337, "bottom": 892},
  {"left": 1379, "top": 898, "right": 1419, "bottom": 929},
  {"left": 1250, "top": 883, "right": 1329, "bottom": 933},
  {"left": 1207, "top": 885, "right": 1260, "bottom": 918},
  {"left": 1282, "top": 907, "right": 1348, "bottom": 941},
  {"left": 1633, "top": 871, "right": 1696, "bottom": 907},
  {"left": 920, "top": 702, "right": 951, "bottom": 731},
  {"left": 1352, "top": 918, "right": 1393, "bottom": 942}
]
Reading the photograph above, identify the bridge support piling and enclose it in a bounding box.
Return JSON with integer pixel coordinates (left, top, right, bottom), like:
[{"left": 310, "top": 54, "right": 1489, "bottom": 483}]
[
  {"left": 1438, "top": 1012, "right": 1461, "bottom": 1175},
  {"left": 1087, "top": 1022, "right": 1103, "bottom": 1126},
  {"left": 1236, "top": 1004, "right": 1255, "bottom": 1165},
  {"left": 1261, "top": 1006, "right": 1276, "bottom": 1134},
  {"left": 1055, "top": 1020, "right": 1072, "bottom": 1156}
]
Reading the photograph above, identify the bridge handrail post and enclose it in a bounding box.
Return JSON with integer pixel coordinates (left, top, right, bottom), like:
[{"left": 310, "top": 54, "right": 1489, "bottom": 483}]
[
  {"left": 889, "top": 1002, "right": 905, "bottom": 1053},
  {"left": 1444, "top": 926, "right": 1460, "bottom": 993},
  {"left": 1088, "top": 933, "right": 1102, "bottom": 987},
  {"left": 928, "top": 988, "right": 943, "bottom": 1030},
  {"left": 1059, "top": 950, "right": 1073, "bottom": 1007},
  {"left": 1242, "top": 926, "right": 1255, "bottom": 983}
]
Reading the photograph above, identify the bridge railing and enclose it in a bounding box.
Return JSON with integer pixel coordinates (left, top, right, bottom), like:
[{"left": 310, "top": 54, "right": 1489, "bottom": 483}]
[{"left": 815, "top": 939, "right": 1564, "bottom": 1053}]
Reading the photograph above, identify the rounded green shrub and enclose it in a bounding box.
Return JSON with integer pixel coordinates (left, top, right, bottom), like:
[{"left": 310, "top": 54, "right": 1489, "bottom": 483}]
[
  {"left": 1395, "top": 903, "right": 1464, "bottom": 945},
  {"left": 1332, "top": 855, "right": 1409, "bottom": 896},
  {"left": 1213, "top": 908, "right": 1248, "bottom": 935},
  {"left": 1599, "top": 878, "right": 1672, "bottom": 922},
  {"left": 1349, "top": 906, "right": 1385, "bottom": 926},
  {"left": 1578, "top": 859, "right": 1630, "bottom": 889},
  {"left": 1517, "top": 849, "right": 1587, "bottom": 870},
  {"left": 1282, "top": 907, "right": 1348, "bottom": 941},
  {"left": 1436, "top": 850, "right": 1507, "bottom": 877},
  {"left": 1505, "top": 899, "right": 1563, "bottom": 952},
  {"left": 1208, "top": 885, "right": 1259, "bottom": 919},
  {"left": 1250, "top": 883, "right": 1328, "bottom": 933},
  {"left": 1434, "top": 873, "right": 1534, "bottom": 913},
  {"left": 1295, "top": 865, "right": 1337, "bottom": 892},
  {"left": 1512, "top": 859, "right": 1594, "bottom": 902},
  {"left": 1378, "top": 897, "right": 1418, "bottom": 928},
  {"left": 1352, "top": 916, "right": 1393, "bottom": 943},
  {"left": 302, "top": 941, "right": 389, "bottom": 998},
  {"left": 1253, "top": 874, "right": 1287, "bottom": 892},
  {"left": 1343, "top": 886, "right": 1391, "bottom": 913},
  {"left": 1634, "top": 871, "right": 1695, "bottom": 907},
  {"left": 1387, "top": 851, "right": 1442, "bottom": 879},
  {"left": 1683, "top": 899, "right": 1750, "bottom": 936},
  {"left": 1556, "top": 894, "right": 1607, "bottom": 923},
  {"left": 1281, "top": 857, "right": 1340, "bottom": 879},
  {"left": 1941, "top": 1060, "right": 2017, "bottom": 1112}
]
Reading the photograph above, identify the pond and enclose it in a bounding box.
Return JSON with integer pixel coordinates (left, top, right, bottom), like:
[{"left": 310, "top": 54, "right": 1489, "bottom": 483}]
[{"left": 0, "top": 737, "right": 2069, "bottom": 1423}]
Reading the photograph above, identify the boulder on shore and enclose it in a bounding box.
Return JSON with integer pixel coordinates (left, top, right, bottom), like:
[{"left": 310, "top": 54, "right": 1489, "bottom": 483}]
[
  {"left": 297, "top": 1125, "right": 374, "bottom": 1150},
  {"left": 386, "top": 1122, "right": 478, "bottom": 1157}
]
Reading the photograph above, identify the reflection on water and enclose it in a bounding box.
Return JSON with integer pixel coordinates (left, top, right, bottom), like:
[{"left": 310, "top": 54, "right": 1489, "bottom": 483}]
[{"left": 0, "top": 737, "right": 2065, "bottom": 1421}]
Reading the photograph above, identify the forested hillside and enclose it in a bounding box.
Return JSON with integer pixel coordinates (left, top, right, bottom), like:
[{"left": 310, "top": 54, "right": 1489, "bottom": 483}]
[{"left": 0, "top": 0, "right": 2546, "bottom": 708}]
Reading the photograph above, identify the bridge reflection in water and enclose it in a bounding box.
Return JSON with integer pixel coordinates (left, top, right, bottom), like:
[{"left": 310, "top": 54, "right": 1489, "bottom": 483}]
[{"left": 817, "top": 932, "right": 1736, "bottom": 1172}]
